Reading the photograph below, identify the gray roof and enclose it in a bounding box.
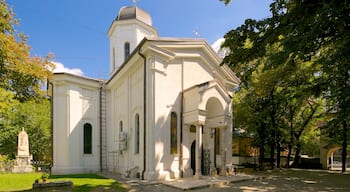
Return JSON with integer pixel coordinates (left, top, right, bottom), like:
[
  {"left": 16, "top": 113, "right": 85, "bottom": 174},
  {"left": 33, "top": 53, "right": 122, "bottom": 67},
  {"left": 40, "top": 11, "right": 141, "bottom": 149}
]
[{"left": 117, "top": 6, "right": 152, "bottom": 26}]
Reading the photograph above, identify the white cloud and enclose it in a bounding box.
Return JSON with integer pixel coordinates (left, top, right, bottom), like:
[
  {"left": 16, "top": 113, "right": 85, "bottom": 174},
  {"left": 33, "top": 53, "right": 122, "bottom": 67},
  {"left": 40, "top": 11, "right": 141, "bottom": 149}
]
[
  {"left": 211, "top": 38, "right": 225, "bottom": 53},
  {"left": 211, "top": 38, "right": 228, "bottom": 58},
  {"left": 52, "top": 61, "right": 84, "bottom": 76}
]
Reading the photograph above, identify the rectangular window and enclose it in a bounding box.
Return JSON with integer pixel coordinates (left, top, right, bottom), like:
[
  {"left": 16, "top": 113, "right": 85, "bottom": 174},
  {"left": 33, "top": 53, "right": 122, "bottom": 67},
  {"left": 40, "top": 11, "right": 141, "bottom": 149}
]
[
  {"left": 84, "top": 123, "right": 92, "bottom": 154},
  {"left": 170, "top": 112, "right": 178, "bottom": 154},
  {"left": 135, "top": 114, "right": 140, "bottom": 154},
  {"left": 113, "top": 47, "right": 116, "bottom": 69}
]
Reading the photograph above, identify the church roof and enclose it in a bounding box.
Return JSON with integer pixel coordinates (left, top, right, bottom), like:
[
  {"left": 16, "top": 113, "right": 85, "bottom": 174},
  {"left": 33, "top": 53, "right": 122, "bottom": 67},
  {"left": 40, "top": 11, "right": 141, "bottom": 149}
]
[{"left": 116, "top": 6, "right": 152, "bottom": 26}]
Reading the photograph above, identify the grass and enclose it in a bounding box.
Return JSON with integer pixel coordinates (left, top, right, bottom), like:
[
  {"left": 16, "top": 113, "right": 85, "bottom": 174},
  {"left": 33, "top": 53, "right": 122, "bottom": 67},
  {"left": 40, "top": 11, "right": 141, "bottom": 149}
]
[
  {"left": 0, "top": 173, "right": 127, "bottom": 192},
  {"left": 0, "top": 173, "right": 41, "bottom": 191}
]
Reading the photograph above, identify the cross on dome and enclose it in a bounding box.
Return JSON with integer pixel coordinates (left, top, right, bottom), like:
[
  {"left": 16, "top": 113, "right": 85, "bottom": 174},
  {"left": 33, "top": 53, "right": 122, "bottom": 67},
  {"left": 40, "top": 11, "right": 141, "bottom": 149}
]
[{"left": 132, "top": 0, "right": 139, "bottom": 6}]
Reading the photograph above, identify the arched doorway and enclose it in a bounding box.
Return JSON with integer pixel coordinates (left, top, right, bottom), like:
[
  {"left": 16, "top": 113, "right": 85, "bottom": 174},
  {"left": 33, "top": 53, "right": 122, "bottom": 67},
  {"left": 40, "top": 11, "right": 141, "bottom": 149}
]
[
  {"left": 327, "top": 147, "right": 350, "bottom": 170},
  {"left": 191, "top": 141, "right": 196, "bottom": 175},
  {"left": 205, "top": 97, "right": 224, "bottom": 173}
]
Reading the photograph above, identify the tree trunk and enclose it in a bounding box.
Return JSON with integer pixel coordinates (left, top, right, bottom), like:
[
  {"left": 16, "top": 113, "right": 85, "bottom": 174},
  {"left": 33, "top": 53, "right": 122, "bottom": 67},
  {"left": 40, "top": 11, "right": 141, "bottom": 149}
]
[
  {"left": 259, "top": 142, "right": 265, "bottom": 170},
  {"left": 276, "top": 141, "right": 281, "bottom": 168},
  {"left": 287, "top": 112, "right": 294, "bottom": 168},
  {"left": 287, "top": 145, "right": 292, "bottom": 168},
  {"left": 270, "top": 141, "right": 275, "bottom": 169},
  {"left": 258, "top": 123, "right": 266, "bottom": 171},
  {"left": 292, "top": 143, "right": 301, "bottom": 168},
  {"left": 342, "top": 120, "right": 348, "bottom": 173}
]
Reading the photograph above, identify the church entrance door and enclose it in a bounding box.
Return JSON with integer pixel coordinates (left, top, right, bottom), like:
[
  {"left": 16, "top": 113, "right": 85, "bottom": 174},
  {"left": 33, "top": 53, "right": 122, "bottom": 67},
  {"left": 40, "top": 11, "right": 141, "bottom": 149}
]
[{"left": 191, "top": 140, "right": 196, "bottom": 175}]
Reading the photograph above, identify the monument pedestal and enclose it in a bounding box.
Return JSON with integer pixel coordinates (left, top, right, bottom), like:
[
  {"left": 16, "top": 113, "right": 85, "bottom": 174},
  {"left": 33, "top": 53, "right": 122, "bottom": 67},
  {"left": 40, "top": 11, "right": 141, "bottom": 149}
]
[{"left": 13, "top": 155, "right": 33, "bottom": 173}]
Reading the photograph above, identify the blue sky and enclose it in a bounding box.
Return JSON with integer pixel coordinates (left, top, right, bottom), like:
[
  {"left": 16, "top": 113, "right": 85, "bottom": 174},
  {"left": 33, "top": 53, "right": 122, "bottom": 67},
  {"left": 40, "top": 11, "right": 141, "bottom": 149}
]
[{"left": 6, "top": 0, "right": 272, "bottom": 79}]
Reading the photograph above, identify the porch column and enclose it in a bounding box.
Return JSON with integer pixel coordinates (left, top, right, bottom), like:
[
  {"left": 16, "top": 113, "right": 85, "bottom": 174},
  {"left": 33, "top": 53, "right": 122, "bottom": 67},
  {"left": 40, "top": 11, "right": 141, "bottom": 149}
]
[{"left": 195, "top": 124, "right": 203, "bottom": 177}]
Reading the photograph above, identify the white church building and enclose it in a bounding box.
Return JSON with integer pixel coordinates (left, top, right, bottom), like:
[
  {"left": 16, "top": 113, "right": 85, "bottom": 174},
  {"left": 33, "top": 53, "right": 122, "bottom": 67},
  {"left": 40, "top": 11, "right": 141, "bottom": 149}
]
[{"left": 51, "top": 6, "right": 239, "bottom": 180}]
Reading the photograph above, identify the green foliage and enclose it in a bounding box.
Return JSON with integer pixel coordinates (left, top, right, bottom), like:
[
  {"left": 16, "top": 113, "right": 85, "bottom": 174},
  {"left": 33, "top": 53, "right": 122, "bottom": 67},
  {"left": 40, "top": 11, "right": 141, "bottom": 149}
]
[
  {"left": 0, "top": 0, "right": 54, "bottom": 102},
  {"left": 223, "top": 0, "right": 343, "bottom": 167},
  {"left": 0, "top": 154, "right": 14, "bottom": 172},
  {"left": 0, "top": 88, "right": 19, "bottom": 159},
  {"left": 220, "top": 0, "right": 231, "bottom": 6},
  {"left": 0, "top": 95, "right": 51, "bottom": 162},
  {"left": 0, "top": 0, "right": 53, "bottom": 162},
  {"left": 0, "top": 88, "right": 51, "bottom": 161},
  {"left": 301, "top": 126, "right": 321, "bottom": 157},
  {"left": 41, "top": 172, "right": 49, "bottom": 181}
]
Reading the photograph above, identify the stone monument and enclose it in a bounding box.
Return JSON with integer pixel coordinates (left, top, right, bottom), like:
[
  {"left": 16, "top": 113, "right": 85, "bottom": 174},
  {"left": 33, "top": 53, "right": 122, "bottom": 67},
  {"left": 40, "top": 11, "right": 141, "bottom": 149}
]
[{"left": 12, "top": 128, "right": 33, "bottom": 173}]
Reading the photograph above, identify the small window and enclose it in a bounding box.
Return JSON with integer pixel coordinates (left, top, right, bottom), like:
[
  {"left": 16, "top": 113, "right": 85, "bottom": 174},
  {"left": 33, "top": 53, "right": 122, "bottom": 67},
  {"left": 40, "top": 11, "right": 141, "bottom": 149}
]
[
  {"left": 84, "top": 123, "right": 92, "bottom": 154},
  {"left": 113, "top": 47, "right": 116, "bottom": 69},
  {"left": 170, "top": 112, "right": 178, "bottom": 154},
  {"left": 124, "top": 42, "right": 130, "bottom": 61},
  {"left": 135, "top": 114, "right": 140, "bottom": 154},
  {"left": 120, "top": 121, "right": 123, "bottom": 133}
]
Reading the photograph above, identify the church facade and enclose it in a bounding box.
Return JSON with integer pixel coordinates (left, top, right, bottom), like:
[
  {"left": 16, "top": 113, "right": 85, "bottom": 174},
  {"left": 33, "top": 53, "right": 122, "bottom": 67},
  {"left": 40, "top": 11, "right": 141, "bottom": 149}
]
[{"left": 51, "top": 6, "right": 239, "bottom": 180}]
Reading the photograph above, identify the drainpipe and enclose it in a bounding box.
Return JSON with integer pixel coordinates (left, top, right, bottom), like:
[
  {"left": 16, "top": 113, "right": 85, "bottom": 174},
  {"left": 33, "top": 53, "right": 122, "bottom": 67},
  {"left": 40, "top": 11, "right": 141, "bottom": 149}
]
[
  {"left": 180, "top": 60, "right": 184, "bottom": 178},
  {"left": 48, "top": 81, "right": 54, "bottom": 171},
  {"left": 180, "top": 92, "right": 184, "bottom": 177},
  {"left": 138, "top": 48, "right": 147, "bottom": 180},
  {"left": 99, "top": 81, "right": 104, "bottom": 172}
]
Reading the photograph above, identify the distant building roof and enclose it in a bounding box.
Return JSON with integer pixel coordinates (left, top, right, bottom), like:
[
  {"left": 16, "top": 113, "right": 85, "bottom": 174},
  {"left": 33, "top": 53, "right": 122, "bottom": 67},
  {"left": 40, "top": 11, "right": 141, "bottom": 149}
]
[{"left": 117, "top": 6, "right": 152, "bottom": 26}]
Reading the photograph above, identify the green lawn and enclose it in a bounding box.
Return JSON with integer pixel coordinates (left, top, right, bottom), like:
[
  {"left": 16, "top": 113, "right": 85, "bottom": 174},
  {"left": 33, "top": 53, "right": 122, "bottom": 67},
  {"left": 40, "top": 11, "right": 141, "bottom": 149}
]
[{"left": 0, "top": 173, "right": 127, "bottom": 192}]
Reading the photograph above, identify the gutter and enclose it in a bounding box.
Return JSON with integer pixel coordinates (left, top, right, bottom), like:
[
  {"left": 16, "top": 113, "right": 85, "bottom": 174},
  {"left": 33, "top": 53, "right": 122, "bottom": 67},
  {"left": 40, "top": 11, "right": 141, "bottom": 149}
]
[
  {"left": 99, "top": 81, "right": 104, "bottom": 172},
  {"left": 180, "top": 60, "right": 184, "bottom": 177},
  {"left": 138, "top": 47, "right": 147, "bottom": 180},
  {"left": 48, "top": 81, "right": 54, "bottom": 170}
]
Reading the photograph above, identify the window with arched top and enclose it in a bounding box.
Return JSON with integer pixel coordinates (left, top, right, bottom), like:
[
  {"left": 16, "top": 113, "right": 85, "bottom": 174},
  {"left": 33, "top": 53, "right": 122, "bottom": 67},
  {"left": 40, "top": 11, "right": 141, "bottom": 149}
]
[
  {"left": 170, "top": 112, "right": 178, "bottom": 154},
  {"left": 83, "top": 123, "right": 92, "bottom": 154},
  {"left": 135, "top": 114, "right": 140, "bottom": 154},
  {"left": 124, "top": 42, "right": 130, "bottom": 61}
]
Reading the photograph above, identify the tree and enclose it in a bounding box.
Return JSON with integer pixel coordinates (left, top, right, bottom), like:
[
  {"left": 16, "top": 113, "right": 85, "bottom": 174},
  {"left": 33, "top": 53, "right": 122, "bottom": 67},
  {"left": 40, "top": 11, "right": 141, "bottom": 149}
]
[
  {"left": 0, "top": 95, "right": 51, "bottom": 161},
  {"left": 233, "top": 87, "right": 270, "bottom": 170},
  {"left": 221, "top": 0, "right": 349, "bottom": 172},
  {"left": 0, "top": 0, "right": 53, "bottom": 162},
  {"left": 0, "top": 0, "right": 53, "bottom": 102},
  {"left": 0, "top": 88, "right": 19, "bottom": 159}
]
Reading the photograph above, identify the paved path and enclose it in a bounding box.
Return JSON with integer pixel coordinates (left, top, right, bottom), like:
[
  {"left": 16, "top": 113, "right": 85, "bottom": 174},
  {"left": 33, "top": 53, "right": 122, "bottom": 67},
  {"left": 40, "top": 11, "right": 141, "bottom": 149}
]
[{"left": 101, "top": 169, "right": 350, "bottom": 191}]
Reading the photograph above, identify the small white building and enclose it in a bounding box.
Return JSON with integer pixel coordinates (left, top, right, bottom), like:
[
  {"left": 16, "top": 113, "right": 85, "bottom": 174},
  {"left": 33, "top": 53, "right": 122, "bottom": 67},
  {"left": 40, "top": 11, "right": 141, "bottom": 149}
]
[{"left": 51, "top": 6, "right": 239, "bottom": 180}]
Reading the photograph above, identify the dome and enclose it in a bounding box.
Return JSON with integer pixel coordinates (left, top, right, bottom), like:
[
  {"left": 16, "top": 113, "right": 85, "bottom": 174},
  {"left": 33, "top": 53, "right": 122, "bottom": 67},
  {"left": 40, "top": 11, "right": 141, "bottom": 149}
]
[{"left": 117, "top": 6, "right": 152, "bottom": 26}]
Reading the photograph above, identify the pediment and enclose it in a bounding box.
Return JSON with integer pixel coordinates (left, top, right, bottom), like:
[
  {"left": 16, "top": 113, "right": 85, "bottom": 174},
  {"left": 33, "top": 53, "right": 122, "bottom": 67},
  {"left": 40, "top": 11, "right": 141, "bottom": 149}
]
[{"left": 140, "top": 38, "right": 239, "bottom": 89}]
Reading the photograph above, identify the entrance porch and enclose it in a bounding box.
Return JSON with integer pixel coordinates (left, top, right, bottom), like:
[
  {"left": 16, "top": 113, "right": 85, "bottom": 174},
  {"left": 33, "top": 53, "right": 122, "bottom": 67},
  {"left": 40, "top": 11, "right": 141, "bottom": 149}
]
[{"left": 181, "top": 81, "right": 233, "bottom": 177}]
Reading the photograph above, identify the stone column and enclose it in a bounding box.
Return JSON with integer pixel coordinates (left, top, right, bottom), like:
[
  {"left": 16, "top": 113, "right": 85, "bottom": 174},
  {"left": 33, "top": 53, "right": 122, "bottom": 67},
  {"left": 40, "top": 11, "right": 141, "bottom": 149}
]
[{"left": 195, "top": 124, "right": 203, "bottom": 178}]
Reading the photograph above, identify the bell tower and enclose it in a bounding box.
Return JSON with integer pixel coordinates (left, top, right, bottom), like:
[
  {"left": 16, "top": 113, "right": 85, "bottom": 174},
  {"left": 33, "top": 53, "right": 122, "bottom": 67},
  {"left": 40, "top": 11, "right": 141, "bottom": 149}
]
[{"left": 107, "top": 6, "right": 158, "bottom": 75}]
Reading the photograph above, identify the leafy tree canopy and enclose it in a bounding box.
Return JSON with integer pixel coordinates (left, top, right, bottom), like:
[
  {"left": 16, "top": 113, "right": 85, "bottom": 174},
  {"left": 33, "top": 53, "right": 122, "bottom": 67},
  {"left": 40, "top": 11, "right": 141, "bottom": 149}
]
[{"left": 0, "top": 0, "right": 54, "bottom": 102}]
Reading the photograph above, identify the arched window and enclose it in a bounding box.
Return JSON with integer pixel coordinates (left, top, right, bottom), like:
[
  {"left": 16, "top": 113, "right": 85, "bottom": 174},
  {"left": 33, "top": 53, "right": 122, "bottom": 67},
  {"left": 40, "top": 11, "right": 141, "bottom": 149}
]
[
  {"left": 84, "top": 123, "right": 92, "bottom": 154},
  {"left": 170, "top": 112, "right": 178, "bottom": 154},
  {"left": 135, "top": 114, "right": 140, "bottom": 154},
  {"left": 124, "top": 42, "right": 130, "bottom": 61}
]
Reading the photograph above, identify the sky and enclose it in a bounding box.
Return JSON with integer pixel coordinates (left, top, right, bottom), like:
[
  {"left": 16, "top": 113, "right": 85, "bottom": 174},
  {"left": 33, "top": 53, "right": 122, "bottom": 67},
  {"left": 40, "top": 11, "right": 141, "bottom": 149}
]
[{"left": 6, "top": 0, "right": 273, "bottom": 79}]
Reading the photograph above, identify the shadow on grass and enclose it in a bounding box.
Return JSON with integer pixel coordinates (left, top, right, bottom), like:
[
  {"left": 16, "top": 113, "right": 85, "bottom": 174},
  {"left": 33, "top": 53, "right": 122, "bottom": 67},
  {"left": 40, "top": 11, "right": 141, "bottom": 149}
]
[{"left": 49, "top": 174, "right": 107, "bottom": 179}]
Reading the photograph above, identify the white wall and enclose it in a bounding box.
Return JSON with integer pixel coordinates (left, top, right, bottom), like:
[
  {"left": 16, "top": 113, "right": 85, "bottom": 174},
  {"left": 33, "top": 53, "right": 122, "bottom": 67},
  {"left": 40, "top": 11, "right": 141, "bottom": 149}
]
[
  {"left": 52, "top": 75, "right": 101, "bottom": 174},
  {"left": 106, "top": 61, "right": 144, "bottom": 176}
]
